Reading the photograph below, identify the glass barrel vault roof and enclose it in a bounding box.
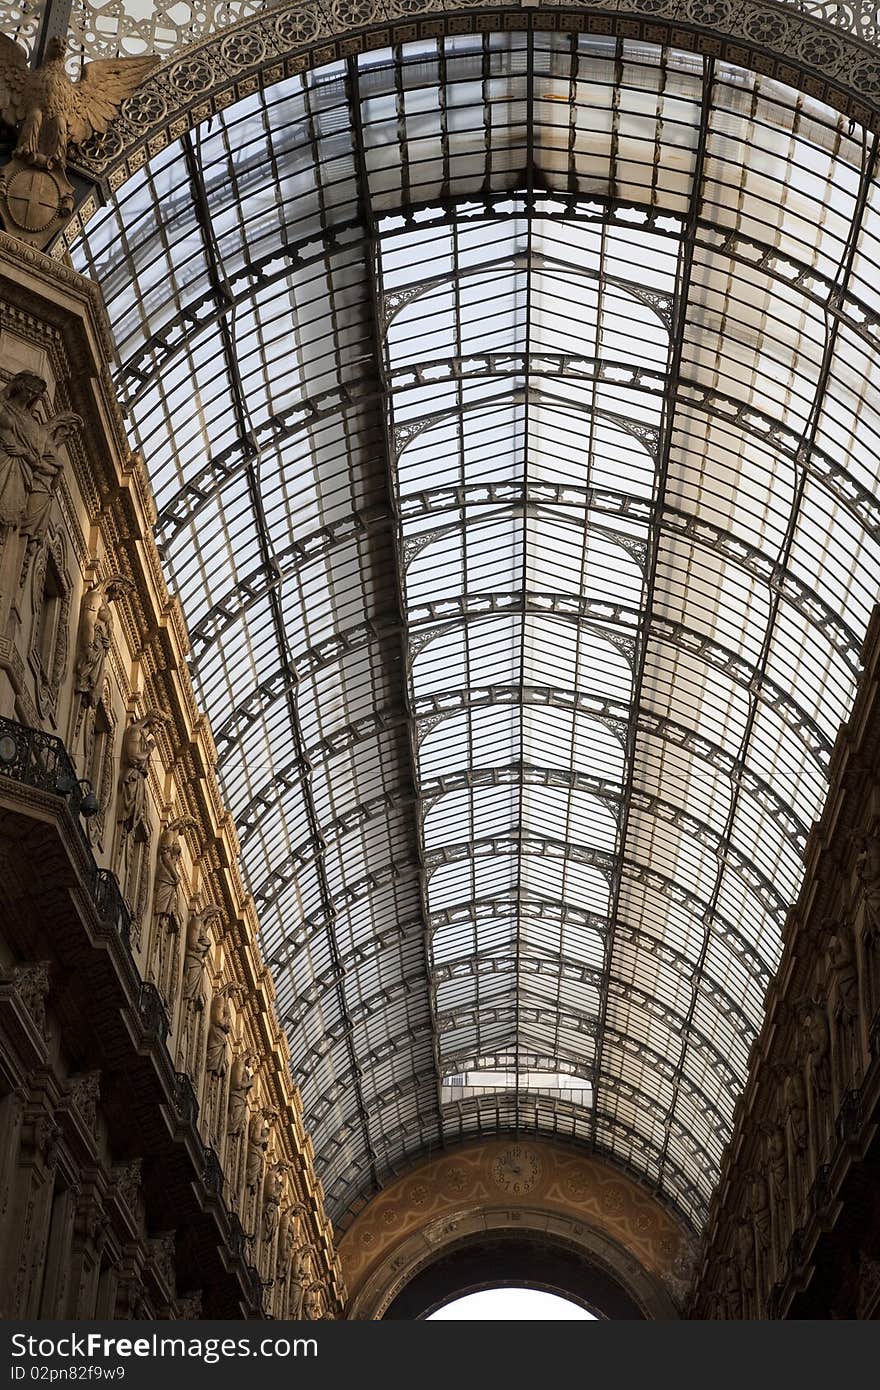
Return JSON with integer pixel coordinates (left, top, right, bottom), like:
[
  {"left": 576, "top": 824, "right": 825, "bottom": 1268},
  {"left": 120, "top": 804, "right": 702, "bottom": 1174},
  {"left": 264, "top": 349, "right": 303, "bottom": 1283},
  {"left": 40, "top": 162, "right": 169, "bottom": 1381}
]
[{"left": 72, "top": 31, "right": 880, "bottom": 1231}]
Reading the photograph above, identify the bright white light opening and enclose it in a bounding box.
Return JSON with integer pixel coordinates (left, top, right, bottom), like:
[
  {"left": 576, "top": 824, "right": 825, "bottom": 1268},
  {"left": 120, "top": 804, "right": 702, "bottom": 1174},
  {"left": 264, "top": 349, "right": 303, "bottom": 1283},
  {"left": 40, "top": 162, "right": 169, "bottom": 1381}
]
[
  {"left": 441, "top": 1070, "right": 593, "bottom": 1106},
  {"left": 428, "top": 1288, "right": 596, "bottom": 1320}
]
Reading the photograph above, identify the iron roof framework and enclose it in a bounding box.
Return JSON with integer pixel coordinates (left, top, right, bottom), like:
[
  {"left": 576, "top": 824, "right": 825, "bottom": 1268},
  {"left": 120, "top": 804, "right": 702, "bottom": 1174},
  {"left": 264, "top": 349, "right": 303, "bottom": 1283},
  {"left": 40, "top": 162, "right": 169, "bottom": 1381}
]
[
  {"left": 72, "top": 31, "right": 880, "bottom": 1231},
  {"left": 11, "top": 0, "right": 880, "bottom": 70}
]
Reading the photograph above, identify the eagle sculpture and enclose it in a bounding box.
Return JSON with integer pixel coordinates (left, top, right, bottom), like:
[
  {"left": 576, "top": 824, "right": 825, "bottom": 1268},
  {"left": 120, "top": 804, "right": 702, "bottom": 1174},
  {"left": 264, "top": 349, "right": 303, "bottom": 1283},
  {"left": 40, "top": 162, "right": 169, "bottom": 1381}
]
[{"left": 0, "top": 35, "right": 160, "bottom": 172}]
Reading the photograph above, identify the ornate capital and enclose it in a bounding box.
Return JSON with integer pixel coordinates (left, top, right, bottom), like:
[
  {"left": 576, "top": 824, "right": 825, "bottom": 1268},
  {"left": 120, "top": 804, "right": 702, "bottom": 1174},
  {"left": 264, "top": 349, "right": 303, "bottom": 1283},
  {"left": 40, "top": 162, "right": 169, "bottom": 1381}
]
[
  {"left": 8, "top": 960, "right": 51, "bottom": 1037},
  {"left": 66, "top": 1070, "right": 101, "bottom": 1135}
]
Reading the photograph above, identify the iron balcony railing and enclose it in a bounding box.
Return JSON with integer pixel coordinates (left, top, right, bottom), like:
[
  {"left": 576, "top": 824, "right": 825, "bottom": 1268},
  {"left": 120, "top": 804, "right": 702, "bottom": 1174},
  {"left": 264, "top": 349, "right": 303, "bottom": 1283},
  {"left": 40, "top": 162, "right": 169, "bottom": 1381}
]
[
  {"left": 0, "top": 713, "right": 135, "bottom": 948},
  {"left": 0, "top": 717, "right": 137, "bottom": 945},
  {"left": 0, "top": 715, "right": 245, "bottom": 1263}
]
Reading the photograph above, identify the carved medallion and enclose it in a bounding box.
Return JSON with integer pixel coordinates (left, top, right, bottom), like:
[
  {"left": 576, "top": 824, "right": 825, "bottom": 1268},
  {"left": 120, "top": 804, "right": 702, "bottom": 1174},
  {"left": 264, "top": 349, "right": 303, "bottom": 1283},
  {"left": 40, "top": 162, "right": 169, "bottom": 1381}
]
[{"left": 5, "top": 168, "right": 63, "bottom": 232}]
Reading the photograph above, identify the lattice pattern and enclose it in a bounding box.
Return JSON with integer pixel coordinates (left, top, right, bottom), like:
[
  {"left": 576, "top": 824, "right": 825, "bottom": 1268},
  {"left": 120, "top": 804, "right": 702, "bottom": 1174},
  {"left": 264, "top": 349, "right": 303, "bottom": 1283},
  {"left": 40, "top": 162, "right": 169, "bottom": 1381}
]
[
  {"left": 71, "top": 32, "right": 880, "bottom": 1232},
  {"left": 19, "top": 0, "right": 880, "bottom": 71}
]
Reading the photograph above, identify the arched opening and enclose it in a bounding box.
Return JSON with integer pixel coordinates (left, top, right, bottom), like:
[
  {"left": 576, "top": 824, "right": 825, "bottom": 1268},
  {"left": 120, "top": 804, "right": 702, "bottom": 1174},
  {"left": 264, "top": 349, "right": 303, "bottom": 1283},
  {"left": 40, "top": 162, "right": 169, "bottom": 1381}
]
[
  {"left": 379, "top": 1230, "right": 649, "bottom": 1319},
  {"left": 428, "top": 1288, "right": 597, "bottom": 1319}
]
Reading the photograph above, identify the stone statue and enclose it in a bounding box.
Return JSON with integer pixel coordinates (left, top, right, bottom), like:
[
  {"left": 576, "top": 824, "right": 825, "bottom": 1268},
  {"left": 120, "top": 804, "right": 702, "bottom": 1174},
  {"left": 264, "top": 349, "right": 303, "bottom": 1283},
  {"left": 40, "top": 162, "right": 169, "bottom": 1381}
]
[
  {"left": 0, "top": 372, "right": 81, "bottom": 540},
  {"left": 759, "top": 1115, "right": 789, "bottom": 1251},
  {"left": 181, "top": 903, "right": 221, "bottom": 1007},
  {"left": 228, "top": 1053, "right": 256, "bottom": 1137},
  {"left": 748, "top": 1169, "right": 772, "bottom": 1268},
  {"left": 117, "top": 710, "right": 167, "bottom": 843},
  {"left": 245, "top": 1112, "right": 271, "bottom": 1191},
  {"left": 205, "top": 989, "right": 233, "bottom": 1078},
  {"left": 153, "top": 817, "right": 195, "bottom": 934},
  {"left": 74, "top": 574, "right": 132, "bottom": 707},
  {"left": 798, "top": 996, "right": 832, "bottom": 1105},
  {"left": 782, "top": 1061, "right": 808, "bottom": 1158},
  {"left": 303, "top": 1284, "right": 325, "bottom": 1320},
  {"left": 262, "top": 1162, "right": 285, "bottom": 1243},
  {"left": 289, "top": 1241, "right": 313, "bottom": 1319},
  {"left": 277, "top": 1203, "right": 305, "bottom": 1276},
  {"left": 855, "top": 827, "right": 880, "bottom": 939},
  {"left": 825, "top": 916, "right": 862, "bottom": 1089}
]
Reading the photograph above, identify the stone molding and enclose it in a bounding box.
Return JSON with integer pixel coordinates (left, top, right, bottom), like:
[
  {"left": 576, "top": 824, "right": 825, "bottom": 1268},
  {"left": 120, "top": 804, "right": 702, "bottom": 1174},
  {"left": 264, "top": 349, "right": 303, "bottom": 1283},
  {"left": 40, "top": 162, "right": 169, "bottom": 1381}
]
[{"left": 339, "top": 1138, "right": 696, "bottom": 1315}]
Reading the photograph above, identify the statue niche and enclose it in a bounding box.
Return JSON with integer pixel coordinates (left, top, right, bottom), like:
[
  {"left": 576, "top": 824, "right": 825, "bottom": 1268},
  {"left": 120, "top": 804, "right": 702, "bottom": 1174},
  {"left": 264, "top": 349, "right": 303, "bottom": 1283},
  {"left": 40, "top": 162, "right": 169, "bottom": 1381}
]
[
  {"left": 246, "top": 1112, "right": 271, "bottom": 1189},
  {"left": 759, "top": 1113, "right": 790, "bottom": 1262}
]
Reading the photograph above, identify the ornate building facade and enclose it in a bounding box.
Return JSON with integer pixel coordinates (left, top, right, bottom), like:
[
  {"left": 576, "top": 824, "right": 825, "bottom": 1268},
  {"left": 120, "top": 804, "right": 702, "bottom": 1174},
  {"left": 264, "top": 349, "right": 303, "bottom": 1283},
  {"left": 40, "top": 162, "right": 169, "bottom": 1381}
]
[
  {"left": 2, "top": 0, "right": 880, "bottom": 1320},
  {"left": 0, "top": 236, "right": 343, "bottom": 1319}
]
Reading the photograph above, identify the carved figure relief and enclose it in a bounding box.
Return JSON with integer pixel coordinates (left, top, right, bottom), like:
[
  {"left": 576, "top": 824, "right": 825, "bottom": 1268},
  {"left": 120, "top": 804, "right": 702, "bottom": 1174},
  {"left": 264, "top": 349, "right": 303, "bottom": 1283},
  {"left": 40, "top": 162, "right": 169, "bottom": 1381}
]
[
  {"left": 289, "top": 1241, "right": 313, "bottom": 1319},
  {"left": 29, "top": 533, "right": 70, "bottom": 717},
  {"left": 8, "top": 960, "right": 51, "bottom": 1038},
  {"left": 798, "top": 996, "right": 832, "bottom": 1109},
  {"left": 205, "top": 990, "right": 233, "bottom": 1080},
  {"left": 245, "top": 1111, "right": 270, "bottom": 1192},
  {"left": 74, "top": 574, "right": 132, "bottom": 712},
  {"left": 228, "top": 1053, "right": 255, "bottom": 1138},
  {"left": 181, "top": 903, "right": 220, "bottom": 1008},
  {"left": 176, "top": 901, "right": 221, "bottom": 1099},
  {"left": 303, "top": 1284, "right": 325, "bottom": 1320},
  {"left": 759, "top": 1114, "right": 789, "bottom": 1260},
  {"left": 116, "top": 709, "right": 166, "bottom": 849},
  {"left": 262, "top": 1162, "right": 285, "bottom": 1244},
  {"left": 825, "top": 917, "right": 863, "bottom": 1094},
  {"left": 855, "top": 827, "right": 880, "bottom": 939},
  {"left": 150, "top": 816, "right": 196, "bottom": 1005},
  {"left": 277, "top": 1203, "right": 304, "bottom": 1277},
  {"left": 735, "top": 1219, "right": 756, "bottom": 1319},
  {"left": 0, "top": 372, "right": 80, "bottom": 568}
]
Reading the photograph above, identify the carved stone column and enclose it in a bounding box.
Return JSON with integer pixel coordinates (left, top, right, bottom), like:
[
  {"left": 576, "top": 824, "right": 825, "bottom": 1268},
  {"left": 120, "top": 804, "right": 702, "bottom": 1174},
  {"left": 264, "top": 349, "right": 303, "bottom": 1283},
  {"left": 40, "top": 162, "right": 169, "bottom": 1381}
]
[
  {"left": 0, "top": 1104, "right": 62, "bottom": 1317},
  {"left": 38, "top": 1181, "right": 80, "bottom": 1316},
  {"left": 66, "top": 1187, "right": 109, "bottom": 1317}
]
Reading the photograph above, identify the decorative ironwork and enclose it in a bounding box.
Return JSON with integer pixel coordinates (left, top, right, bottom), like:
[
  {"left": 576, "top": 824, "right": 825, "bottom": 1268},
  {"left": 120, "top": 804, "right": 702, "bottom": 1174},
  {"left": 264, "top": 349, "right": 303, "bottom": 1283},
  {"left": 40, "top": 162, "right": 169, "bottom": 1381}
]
[
  {"left": 836, "top": 1087, "right": 863, "bottom": 1143},
  {"left": 137, "top": 981, "right": 169, "bottom": 1044},
  {"left": 225, "top": 1210, "right": 246, "bottom": 1258},
  {"left": 242, "top": 1262, "right": 262, "bottom": 1307},
  {"left": 0, "top": 715, "right": 133, "bottom": 949},
  {"left": 91, "top": 867, "right": 132, "bottom": 947},
  {"left": 0, "top": 712, "right": 87, "bottom": 819},
  {"left": 202, "top": 1145, "right": 224, "bottom": 1195},
  {"left": 23, "top": 0, "right": 880, "bottom": 132},
  {"left": 173, "top": 1072, "right": 199, "bottom": 1128},
  {"left": 71, "top": 29, "right": 880, "bottom": 1236}
]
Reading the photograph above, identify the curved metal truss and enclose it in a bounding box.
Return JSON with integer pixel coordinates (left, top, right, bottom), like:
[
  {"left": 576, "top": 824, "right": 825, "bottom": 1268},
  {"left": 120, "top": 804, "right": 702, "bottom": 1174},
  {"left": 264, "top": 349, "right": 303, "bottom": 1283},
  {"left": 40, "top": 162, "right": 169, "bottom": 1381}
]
[
  {"left": 72, "top": 29, "right": 880, "bottom": 1232},
  {"left": 14, "top": 0, "right": 880, "bottom": 71}
]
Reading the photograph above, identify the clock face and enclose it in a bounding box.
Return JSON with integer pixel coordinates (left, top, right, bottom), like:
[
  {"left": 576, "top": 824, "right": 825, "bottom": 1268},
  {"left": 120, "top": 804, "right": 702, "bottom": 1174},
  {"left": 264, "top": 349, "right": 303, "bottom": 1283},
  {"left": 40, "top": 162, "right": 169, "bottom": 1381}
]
[{"left": 491, "top": 1144, "right": 541, "bottom": 1194}]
